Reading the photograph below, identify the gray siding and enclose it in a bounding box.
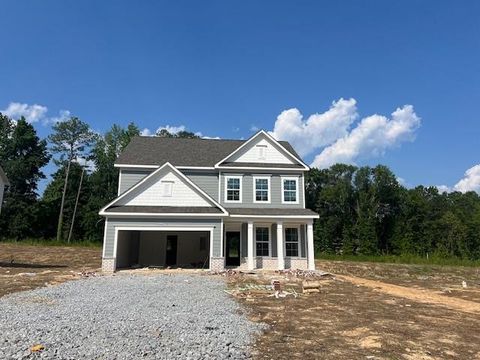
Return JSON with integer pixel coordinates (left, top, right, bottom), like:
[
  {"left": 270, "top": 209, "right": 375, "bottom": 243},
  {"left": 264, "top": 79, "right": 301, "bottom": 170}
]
[
  {"left": 118, "top": 169, "right": 218, "bottom": 200},
  {"left": 183, "top": 171, "right": 218, "bottom": 200},
  {"left": 103, "top": 218, "right": 222, "bottom": 258},
  {"left": 220, "top": 171, "right": 304, "bottom": 208},
  {"left": 119, "top": 170, "right": 151, "bottom": 194}
]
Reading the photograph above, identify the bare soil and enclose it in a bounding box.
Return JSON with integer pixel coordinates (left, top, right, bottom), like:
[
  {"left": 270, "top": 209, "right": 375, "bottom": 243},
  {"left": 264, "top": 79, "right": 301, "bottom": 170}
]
[
  {"left": 0, "top": 243, "right": 101, "bottom": 298},
  {"left": 228, "top": 260, "right": 480, "bottom": 360}
]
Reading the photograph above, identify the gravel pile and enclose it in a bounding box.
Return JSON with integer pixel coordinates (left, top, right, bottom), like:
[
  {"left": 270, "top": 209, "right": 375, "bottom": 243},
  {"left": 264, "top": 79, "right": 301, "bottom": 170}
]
[{"left": 0, "top": 274, "right": 264, "bottom": 359}]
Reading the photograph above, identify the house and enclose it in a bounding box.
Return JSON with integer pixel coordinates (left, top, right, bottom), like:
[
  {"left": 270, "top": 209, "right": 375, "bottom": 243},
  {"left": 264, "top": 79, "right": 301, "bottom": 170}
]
[
  {"left": 99, "top": 130, "right": 319, "bottom": 272},
  {"left": 0, "top": 166, "right": 9, "bottom": 214}
]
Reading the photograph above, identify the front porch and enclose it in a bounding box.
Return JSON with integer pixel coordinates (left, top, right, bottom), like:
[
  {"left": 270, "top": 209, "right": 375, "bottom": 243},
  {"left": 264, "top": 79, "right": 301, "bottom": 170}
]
[{"left": 211, "top": 219, "right": 315, "bottom": 271}]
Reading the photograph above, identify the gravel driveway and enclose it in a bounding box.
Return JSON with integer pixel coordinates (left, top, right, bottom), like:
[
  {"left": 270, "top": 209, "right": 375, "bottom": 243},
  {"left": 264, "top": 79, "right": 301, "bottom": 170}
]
[{"left": 0, "top": 273, "right": 264, "bottom": 359}]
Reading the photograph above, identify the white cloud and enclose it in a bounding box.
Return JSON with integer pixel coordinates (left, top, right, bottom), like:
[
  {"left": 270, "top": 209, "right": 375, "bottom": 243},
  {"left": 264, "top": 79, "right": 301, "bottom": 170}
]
[
  {"left": 270, "top": 98, "right": 358, "bottom": 157},
  {"left": 436, "top": 185, "right": 450, "bottom": 193},
  {"left": 250, "top": 125, "right": 259, "bottom": 132},
  {"left": 311, "top": 104, "right": 421, "bottom": 168},
  {"left": 140, "top": 124, "right": 220, "bottom": 139},
  {"left": 157, "top": 125, "right": 186, "bottom": 134},
  {"left": 453, "top": 164, "right": 480, "bottom": 193},
  {"left": 1, "top": 102, "right": 48, "bottom": 123},
  {"left": 140, "top": 128, "right": 153, "bottom": 136},
  {"left": 1, "top": 102, "right": 71, "bottom": 125}
]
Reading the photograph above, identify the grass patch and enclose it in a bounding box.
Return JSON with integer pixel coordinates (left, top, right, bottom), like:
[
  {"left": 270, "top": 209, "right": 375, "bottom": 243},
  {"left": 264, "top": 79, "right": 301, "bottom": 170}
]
[
  {"left": 0, "top": 238, "right": 102, "bottom": 248},
  {"left": 316, "top": 253, "right": 480, "bottom": 267}
]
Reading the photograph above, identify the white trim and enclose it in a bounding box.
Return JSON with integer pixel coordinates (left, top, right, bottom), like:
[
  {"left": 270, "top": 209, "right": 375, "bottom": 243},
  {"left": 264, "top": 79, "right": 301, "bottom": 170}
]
[
  {"left": 113, "top": 226, "right": 215, "bottom": 270},
  {"left": 102, "top": 218, "right": 109, "bottom": 258},
  {"left": 229, "top": 214, "right": 319, "bottom": 219},
  {"left": 115, "top": 164, "right": 159, "bottom": 169},
  {"left": 117, "top": 169, "right": 123, "bottom": 196},
  {"left": 218, "top": 171, "right": 222, "bottom": 203},
  {"left": 281, "top": 176, "right": 300, "bottom": 204},
  {"left": 224, "top": 175, "right": 243, "bottom": 203},
  {"left": 99, "top": 162, "right": 228, "bottom": 216},
  {"left": 220, "top": 219, "right": 224, "bottom": 258},
  {"left": 301, "top": 175, "right": 305, "bottom": 207},
  {"left": 214, "top": 130, "right": 310, "bottom": 170},
  {"left": 284, "top": 225, "right": 301, "bottom": 258},
  {"left": 252, "top": 175, "right": 271, "bottom": 204},
  {"left": 254, "top": 223, "right": 272, "bottom": 257}
]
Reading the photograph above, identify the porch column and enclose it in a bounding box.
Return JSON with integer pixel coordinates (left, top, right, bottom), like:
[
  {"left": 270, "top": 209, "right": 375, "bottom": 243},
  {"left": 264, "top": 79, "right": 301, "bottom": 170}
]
[
  {"left": 276, "top": 221, "right": 284, "bottom": 270},
  {"left": 247, "top": 221, "right": 255, "bottom": 270},
  {"left": 307, "top": 221, "right": 315, "bottom": 270}
]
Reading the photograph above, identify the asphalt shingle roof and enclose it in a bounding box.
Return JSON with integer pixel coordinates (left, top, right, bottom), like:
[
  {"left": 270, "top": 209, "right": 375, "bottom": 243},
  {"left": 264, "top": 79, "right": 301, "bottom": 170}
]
[{"left": 115, "top": 136, "right": 302, "bottom": 167}]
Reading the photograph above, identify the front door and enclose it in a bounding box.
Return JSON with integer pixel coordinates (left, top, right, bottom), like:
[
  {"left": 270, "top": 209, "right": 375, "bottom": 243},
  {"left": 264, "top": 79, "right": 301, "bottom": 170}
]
[
  {"left": 225, "top": 231, "right": 241, "bottom": 266},
  {"left": 166, "top": 235, "right": 178, "bottom": 266}
]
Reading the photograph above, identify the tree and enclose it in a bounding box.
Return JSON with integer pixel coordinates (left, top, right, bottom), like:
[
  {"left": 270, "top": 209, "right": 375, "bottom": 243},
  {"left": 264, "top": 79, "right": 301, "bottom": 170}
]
[
  {"left": 155, "top": 129, "right": 200, "bottom": 138},
  {"left": 48, "top": 117, "right": 95, "bottom": 242},
  {"left": 0, "top": 115, "right": 50, "bottom": 239}
]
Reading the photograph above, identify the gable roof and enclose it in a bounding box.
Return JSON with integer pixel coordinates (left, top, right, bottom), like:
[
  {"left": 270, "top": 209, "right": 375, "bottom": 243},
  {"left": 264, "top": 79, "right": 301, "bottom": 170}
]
[
  {"left": 99, "top": 162, "right": 228, "bottom": 217},
  {"left": 0, "top": 166, "right": 9, "bottom": 186},
  {"left": 115, "top": 132, "right": 305, "bottom": 169}
]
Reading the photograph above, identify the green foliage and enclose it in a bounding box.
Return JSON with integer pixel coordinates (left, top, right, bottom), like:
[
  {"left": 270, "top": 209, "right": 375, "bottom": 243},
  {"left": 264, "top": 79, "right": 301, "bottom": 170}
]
[
  {"left": 0, "top": 115, "right": 50, "bottom": 239},
  {"left": 308, "top": 164, "right": 480, "bottom": 261},
  {"left": 155, "top": 129, "right": 200, "bottom": 138}
]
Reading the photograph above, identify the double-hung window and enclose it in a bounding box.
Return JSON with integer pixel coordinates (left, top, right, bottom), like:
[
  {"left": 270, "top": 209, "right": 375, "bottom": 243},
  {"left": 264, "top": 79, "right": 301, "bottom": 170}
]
[
  {"left": 253, "top": 176, "right": 270, "bottom": 203},
  {"left": 255, "top": 227, "right": 270, "bottom": 256},
  {"left": 282, "top": 177, "right": 298, "bottom": 203},
  {"left": 225, "top": 176, "right": 242, "bottom": 202},
  {"left": 285, "top": 227, "right": 299, "bottom": 257}
]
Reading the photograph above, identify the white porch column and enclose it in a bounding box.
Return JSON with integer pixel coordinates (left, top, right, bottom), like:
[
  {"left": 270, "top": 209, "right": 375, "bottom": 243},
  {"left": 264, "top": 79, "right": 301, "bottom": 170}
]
[
  {"left": 307, "top": 221, "right": 315, "bottom": 270},
  {"left": 247, "top": 221, "right": 255, "bottom": 270},
  {"left": 276, "top": 221, "right": 284, "bottom": 270}
]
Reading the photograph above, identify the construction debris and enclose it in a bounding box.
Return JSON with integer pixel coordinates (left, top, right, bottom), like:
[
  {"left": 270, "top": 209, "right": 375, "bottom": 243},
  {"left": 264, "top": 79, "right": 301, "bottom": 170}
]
[
  {"left": 302, "top": 280, "right": 322, "bottom": 293},
  {"left": 30, "top": 344, "right": 45, "bottom": 352},
  {"left": 275, "top": 269, "right": 333, "bottom": 278}
]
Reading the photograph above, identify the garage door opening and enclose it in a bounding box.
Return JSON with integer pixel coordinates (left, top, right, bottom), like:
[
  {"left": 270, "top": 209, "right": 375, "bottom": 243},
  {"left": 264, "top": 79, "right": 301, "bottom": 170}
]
[{"left": 115, "top": 230, "right": 210, "bottom": 270}]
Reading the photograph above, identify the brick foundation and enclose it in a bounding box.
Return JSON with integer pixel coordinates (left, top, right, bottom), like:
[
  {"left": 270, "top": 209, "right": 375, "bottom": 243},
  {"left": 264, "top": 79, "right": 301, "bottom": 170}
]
[
  {"left": 285, "top": 258, "right": 309, "bottom": 270},
  {"left": 102, "top": 258, "right": 116, "bottom": 273}
]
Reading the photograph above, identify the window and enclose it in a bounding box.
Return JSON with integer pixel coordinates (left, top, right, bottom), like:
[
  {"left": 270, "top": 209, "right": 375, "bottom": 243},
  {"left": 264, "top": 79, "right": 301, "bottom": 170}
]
[
  {"left": 256, "top": 145, "right": 267, "bottom": 160},
  {"left": 254, "top": 176, "right": 270, "bottom": 203},
  {"left": 161, "top": 181, "right": 173, "bottom": 197},
  {"left": 282, "top": 177, "right": 298, "bottom": 203},
  {"left": 285, "top": 227, "right": 299, "bottom": 257},
  {"left": 255, "top": 227, "right": 270, "bottom": 256},
  {"left": 225, "top": 176, "right": 242, "bottom": 202}
]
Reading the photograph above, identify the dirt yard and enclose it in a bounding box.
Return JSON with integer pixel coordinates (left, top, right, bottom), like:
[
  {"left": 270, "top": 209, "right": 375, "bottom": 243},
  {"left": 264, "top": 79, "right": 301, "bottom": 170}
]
[
  {"left": 227, "top": 260, "right": 480, "bottom": 360},
  {"left": 0, "top": 243, "right": 101, "bottom": 298},
  {"left": 2, "top": 244, "right": 480, "bottom": 359}
]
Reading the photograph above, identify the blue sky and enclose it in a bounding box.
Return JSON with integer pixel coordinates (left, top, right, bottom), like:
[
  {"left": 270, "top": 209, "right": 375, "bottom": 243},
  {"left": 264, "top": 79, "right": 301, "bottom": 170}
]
[{"left": 1, "top": 1, "right": 479, "bottom": 193}]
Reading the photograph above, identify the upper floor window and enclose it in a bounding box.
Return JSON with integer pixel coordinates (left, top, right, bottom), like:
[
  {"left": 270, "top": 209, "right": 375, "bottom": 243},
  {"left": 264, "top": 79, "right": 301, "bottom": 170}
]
[
  {"left": 253, "top": 176, "right": 270, "bottom": 203},
  {"left": 256, "top": 226, "right": 270, "bottom": 256},
  {"left": 225, "top": 176, "right": 242, "bottom": 202},
  {"left": 285, "top": 227, "right": 299, "bottom": 257},
  {"left": 282, "top": 177, "right": 299, "bottom": 203},
  {"left": 256, "top": 144, "right": 267, "bottom": 160}
]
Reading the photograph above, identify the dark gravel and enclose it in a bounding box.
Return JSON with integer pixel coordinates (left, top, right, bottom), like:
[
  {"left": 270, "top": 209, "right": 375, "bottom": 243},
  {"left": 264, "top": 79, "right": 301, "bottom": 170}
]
[{"left": 0, "top": 273, "right": 264, "bottom": 359}]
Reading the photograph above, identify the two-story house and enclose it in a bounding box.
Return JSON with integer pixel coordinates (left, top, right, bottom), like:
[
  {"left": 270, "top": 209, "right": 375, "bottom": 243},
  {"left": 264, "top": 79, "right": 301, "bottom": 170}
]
[
  {"left": 0, "top": 166, "right": 9, "bottom": 214},
  {"left": 99, "top": 130, "right": 319, "bottom": 272}
]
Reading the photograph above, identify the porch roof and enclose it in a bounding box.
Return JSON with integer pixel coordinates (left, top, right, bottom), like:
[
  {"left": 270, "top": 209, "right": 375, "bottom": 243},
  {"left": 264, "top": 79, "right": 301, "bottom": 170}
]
[{"left": 227, "top": 207, "right": 319, "bottom": 218}]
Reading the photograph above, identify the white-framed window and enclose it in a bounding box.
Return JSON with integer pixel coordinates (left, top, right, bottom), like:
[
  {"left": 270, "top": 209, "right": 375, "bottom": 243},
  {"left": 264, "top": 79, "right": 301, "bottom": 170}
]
[
  {"left": 161, "top": 181, "right": 174, "bottom": 197},
  {"left": 282, "top": 177, "right": 299, "bottom": 204},
  {"left": 225, "top": 176, "right": 242, "bottom": 203},
  {"left": 285, "top": 227, "right": 299, "bottom": 257},
  {"left": 255, "top": 226, "right": 270, "bottom": 257},
  {"left": 256, "top": 144, "right": 267, "bottom": 160},
  {"left": 253, "top": 176, "right": 270, "bottom": 203}
]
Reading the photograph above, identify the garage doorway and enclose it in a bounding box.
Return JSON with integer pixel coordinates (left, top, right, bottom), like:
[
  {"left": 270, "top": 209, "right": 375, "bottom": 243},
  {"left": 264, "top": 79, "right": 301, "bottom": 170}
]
[{"left": 115, "top": 230, "right": 211, "bottom": 270}]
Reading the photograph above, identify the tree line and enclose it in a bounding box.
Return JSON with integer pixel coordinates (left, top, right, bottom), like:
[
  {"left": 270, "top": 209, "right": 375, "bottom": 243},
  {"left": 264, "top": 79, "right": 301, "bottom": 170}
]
[
  {"left": 306, "top": 164, "right": 480, "bottom": 259},
  {"left": 1, "top": 113, "right": 479, "bottom": 260}
]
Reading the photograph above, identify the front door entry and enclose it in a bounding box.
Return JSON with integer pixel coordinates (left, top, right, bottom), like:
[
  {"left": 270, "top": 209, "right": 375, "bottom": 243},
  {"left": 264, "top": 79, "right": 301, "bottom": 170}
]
[
  {"left": 225, "top": 231, "right": 241, "bottom": 266},
  {"left": 166, "top": 235, "right": 178, "bottom": 266}
]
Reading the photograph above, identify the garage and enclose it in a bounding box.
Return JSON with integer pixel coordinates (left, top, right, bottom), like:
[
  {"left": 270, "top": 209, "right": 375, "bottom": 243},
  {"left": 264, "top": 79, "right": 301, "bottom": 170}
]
[{"left": 115, "top": 230, "right": 211, "bottom": 269}]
